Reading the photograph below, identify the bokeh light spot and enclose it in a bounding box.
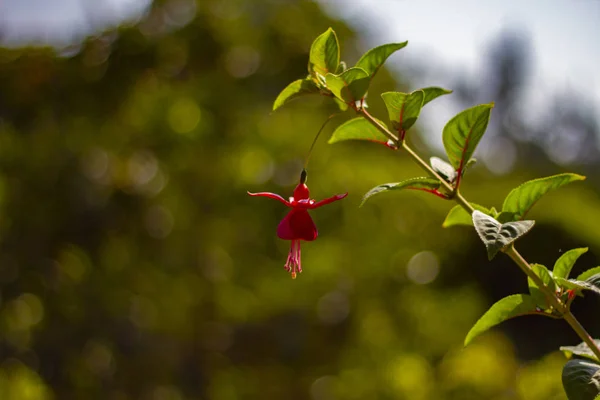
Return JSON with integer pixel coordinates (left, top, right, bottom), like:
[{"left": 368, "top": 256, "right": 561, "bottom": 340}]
[
  {"left": 406, "top": 251, "right": 439, "bottom": 285},
  {"left": 168, "top": 98, "right": 201, "bottom": 134}
]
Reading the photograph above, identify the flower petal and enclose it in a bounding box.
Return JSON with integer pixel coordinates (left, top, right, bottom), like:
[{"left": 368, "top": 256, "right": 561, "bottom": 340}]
[
  {"left": 309, "top": 193, "right": 348, "bottom": 209},
  {"left": 247, "top": 191, "right": 291, "bottom": 206},
  {"left": 277, "top": 209, "right": 318, "bottom": 241}
]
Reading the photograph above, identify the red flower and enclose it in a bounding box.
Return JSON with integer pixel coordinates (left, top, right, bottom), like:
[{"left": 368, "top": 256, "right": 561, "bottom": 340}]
[{"left": 248, "top": 170, "right": 347, "bottom": 279}]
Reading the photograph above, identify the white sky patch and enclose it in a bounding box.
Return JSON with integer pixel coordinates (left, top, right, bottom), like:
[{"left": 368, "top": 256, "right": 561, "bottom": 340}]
[
  {"left": 0, "top": 0, "right": 151, "bottom": 46},
  {"left": 318, "top": 0, "right": 600, "bottom": 153}
]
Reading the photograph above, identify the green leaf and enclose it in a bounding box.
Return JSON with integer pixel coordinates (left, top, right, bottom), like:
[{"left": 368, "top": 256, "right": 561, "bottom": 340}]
[
  {"left": 577, "top": 267, "right": 600, "bottom": 282},
  {"left": 442, "top": 103, "right": 494, "bottom": 170},
  {"left": 502, "top": 173, "right": 586, "bottom": 220},
  {"left": 430, "top": 156, "right": 457, "bottom": 183},
  {"left": 562, "top": 340, "right": 600, "bottom": 362},
  {"left": 361, "top": 178, "right": 440, "bottom": 207},
  {"left": 555, "top": 278, "right": 600, "bottom": 297},
  {"left": 585, "top": 274, "right": 600, "bottom": 291},
  {"left": 308, "top": 28, "right": 340, "bottom": 77},
  {"left": 464, "top": 158, "right": 477, "bottom": 171},
  {"left": 562, "top": 358, "right": 600, "bottom": 400},
  {"left": 554, "top": 248, "right": 589, "bottom": 279},
  {"left": 329, "top": 117, "right": 387, "bottom": 144},
  {"left": 421, "top": 87, "right": 452, "bottom": 106},
  {"left": 442, "top": 203, "right": 490, "bottom": 228},
  {"left": 355, "top": 42, "right": 408, "bottom": 78},
  {"left": 496, "top": 211, "right": 519, "bottom": 223},
  {"left": 381, "top": 91, "right": 425, "bottom": 132},
  {"left": 272, "top": 78, "right": 320, "bottom": 111},
  {"left": 464, "top": 294, "right": 538, "bottom": 346},
  {"left": 335, "top": 61, "right": 347, "bottom": 74},
  {"left": 325, "top": 67, "right": 370, "bottom": 104},
  {"left": 333, "top": 97, "right": 348, "bottom": 111},
  {"left": 527, "top": 263, "right": 556, "bottom": 308},
  {"left": 472, "top": 210, "right": 535, "bottom": 260}
]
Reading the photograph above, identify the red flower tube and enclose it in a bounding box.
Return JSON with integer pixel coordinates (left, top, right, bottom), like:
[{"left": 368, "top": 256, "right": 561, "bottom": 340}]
[{"left": 248, "top": 170, "right": 347, "bottom": 279}]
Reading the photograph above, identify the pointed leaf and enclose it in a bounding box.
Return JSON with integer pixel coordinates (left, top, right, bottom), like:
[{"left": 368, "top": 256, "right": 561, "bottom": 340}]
[
  {"left": 562, "top": 359, "right": 600, "bottom": 400},
  {"left": 333, "top": 97, "right": 348, "bottom": 111},
  {"left": 430, "top": 156, "right": 457, "bottom": 183},
  {"left": 561, "top": 340, "right": 600, "bottom": 362},
  {"left": 465, "top": 158, "right": 477, "bottom": 170},
  {"left": 355, "top": 42, "right": 407, "bottom": 78},
  {"left": 329, "top": 117, "right": 387, "bottom": 144},
  {"left": 421, "top": 87, "right": 452, "bottom": 106},
  {"left": 555, "top": 278, "right": 600, "bottom": 297},
  {"left": 577, "top": 268, "right": 600, "bottom": 282},
  {"left": 335, "top": 61, "right": 347, "bottom": 74},
  {"left": 472, "top": 210, "right": 535, "bottom": 260},
  {"left": 361, "top": 178, "right": 440, "bottom": 206},
  {"left": 442, "top": 103, "right": 494, "bottom": 170},
  {"left": 381, "top": 91, "right": 425, "bottom": 132},
  {"left": 502, "top": 173, "right": 586, "bottom": 220},
  {"left": 325, "top": 67, "right": 370, "bottom": 104},
  {"left": 273, "top": 78, "right": 320, "bottom": 111},
  {"left": 554, "top": 248, "right": 589, "bottom": 279},
  {"left": 464, "top": 294, "right": 538, "bottom": 346},
  {"left": 308, "top": 28, "right": 340, "bottom": 77},
  {"left": 442, "top": 203, "right": 491, "bottom": 228},
  {"left": 496, "top": 211, "right": 518, "bottom": 223},
  {"left": 585, "top": 274, "right": 600, "bottom": 291},
  {"left": 527, "top": 263, "right": 556, "bottom": 308}
]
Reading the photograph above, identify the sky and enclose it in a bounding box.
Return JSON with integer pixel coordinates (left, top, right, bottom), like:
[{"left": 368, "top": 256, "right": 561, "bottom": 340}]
[
  {"left": 0, "top": 0, "right": 598, "bottom": 165},
  {"left": 317, "top": 0, "right": 600, "bottom": 159}
]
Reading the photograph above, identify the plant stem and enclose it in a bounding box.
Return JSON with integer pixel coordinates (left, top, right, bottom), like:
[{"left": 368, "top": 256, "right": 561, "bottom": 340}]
[
  {"left": 505, "top": 245, "right": 600, "bottom": 361},
  {"left": 356, "top": 107, "right": 600, "bottom": 359},
  {"left": 359, "top": 108, "right": 454, "bottom": 193}
]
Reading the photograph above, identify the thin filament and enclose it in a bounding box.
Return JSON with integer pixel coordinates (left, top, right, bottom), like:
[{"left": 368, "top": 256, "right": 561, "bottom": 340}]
[{"left": 304, "top": 113, "right": 341, "bottom": 169}]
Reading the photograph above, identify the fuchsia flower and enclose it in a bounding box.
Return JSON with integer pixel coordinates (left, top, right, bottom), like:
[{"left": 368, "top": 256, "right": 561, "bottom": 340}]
[{"left": 248, "top": 170, "right": 347, "bottom": 279}]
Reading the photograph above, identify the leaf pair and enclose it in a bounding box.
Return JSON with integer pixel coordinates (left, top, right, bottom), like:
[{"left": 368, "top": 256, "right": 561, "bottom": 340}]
[
  {"left": 273, "top": 28, "right": 407, "bottom": 111},
  {"left": 472, "top": 211, "right": 535, "bottom": 260},
  {"left": 465, "top": 246, "right": 600, "bottom": 347},
  {"left": 443, "top": 173, "right": 586, "bottom": 228}
]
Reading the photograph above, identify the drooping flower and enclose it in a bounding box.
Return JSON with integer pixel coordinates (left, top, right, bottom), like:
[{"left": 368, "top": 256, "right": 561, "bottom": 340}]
[{"left": 248, "top": 169, "right": 347, "bottom": 279}]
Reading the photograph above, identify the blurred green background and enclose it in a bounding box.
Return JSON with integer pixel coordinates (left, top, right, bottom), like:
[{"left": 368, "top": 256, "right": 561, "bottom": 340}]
[{"left": 0, "top": 1, "right": 599, "bottom": 399}]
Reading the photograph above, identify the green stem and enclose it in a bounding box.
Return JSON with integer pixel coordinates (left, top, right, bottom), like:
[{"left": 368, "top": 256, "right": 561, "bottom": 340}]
[
  {"left": 359, "top": 108, "right": 454, "bottom": 193},
  {"left": 357, "top": 106, "right": 600, "bottom": 360},
  {"left": 505, "top": 245, "right": 600, "bottom": 361}
]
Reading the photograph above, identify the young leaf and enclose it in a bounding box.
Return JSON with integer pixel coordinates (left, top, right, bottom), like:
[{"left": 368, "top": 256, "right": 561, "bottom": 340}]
[
  {"left": 555, "top": 278, "right": 600, "bottom": 297},
  {"left": 562, "top": 358, "right": 600, "bottom": 400},
  {"left": 325, "top": 67, "right": 370, "bottom": 104},
  {"left": 355, "top": 42, "right": 407, "bottom": 78},
  {"left": 442, "top": 103, "right": 494, "bottom": 170},
  {"left": 464, "top": 294, "right": 538, "bottom": 346},
  {"left": 577, "top": 267, "right": 600, "bottom": 282},
  {"left": 272, "top": 78, "right": 320, "bottom": 111},
  {"left": 464, "top": 158, "right": 477, "bottom": 170},
  {"left": 527, "top": 263, "right": 556, "bottom": 308},
  {"left": 381, "top": 91, "right": 425, "bottom": 132},
  {"left": 328, "top": 117, "right": 387, "bottom": 144},
  {"left": 472, "top": 210, "right": 534, "bottom": 260},
  {"left": 502, "top": 173, "right": 586, "bottom": 220},
  {"left": 442, "top": 203, "right": 491, "bottom": 228},
  {"left": 496, "top": 211, "right": 519, "bottom": 223},
  {"left": 308, "top": 28, "right": 340, "bottom": 77},
  {"left": 561, "top": 340, "right": 600, "bottom": 362},
  {"left": 421, "top": 87, "right": 452, "bottom": 106},
  {"left": 585, "top": 274, "right": 600, "bottom": 291},
  {"left": 361, "top": 178, "right": 440, "bottom": 206},
  {"left": 554, "top": 248, "right": 589, "bottom": 280},
  {"left": 430, "top": 156, "right": 457, "bottom": 183}
]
